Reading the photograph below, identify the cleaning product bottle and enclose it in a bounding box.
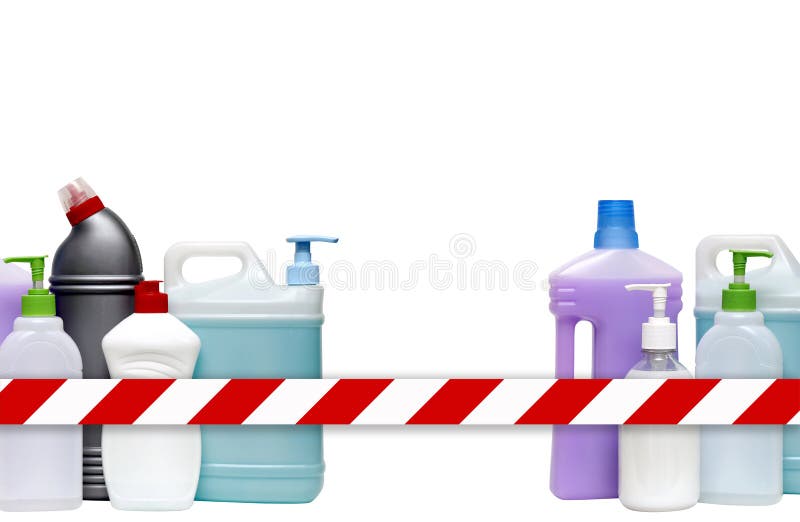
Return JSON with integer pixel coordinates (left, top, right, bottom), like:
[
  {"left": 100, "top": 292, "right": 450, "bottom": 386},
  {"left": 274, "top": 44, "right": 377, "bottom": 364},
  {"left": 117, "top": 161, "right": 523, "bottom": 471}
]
[
  {"left": 696, "top": 250, "right": 783, "bottom": 505},
  {"left": 0, "top": 256, "right": 82, "bottom": 511},
  {"left": 0, "top": 262, "right": 31, "bottom": 341},
  {"left": 618, "top": 283, "right": 698, "bottom": 511},
  {"left": 696, "top": 235, "right": 800, "bottom": 493},
  {"left": 164, "top": 236, "right": 338, "bottom": 503},
  {"left": 49, "top": 177, "right": 143, "bottom": 500},
  {"left": 549, "top": 200, "right": 682, "bottom": 500},
  {"left": 101, "top": 280, "right": 201, "bottom": 510}
]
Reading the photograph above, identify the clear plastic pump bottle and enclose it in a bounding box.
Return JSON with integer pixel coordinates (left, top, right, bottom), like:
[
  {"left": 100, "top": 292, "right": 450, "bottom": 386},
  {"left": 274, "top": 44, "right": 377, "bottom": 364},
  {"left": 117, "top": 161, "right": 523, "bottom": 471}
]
[{"left": 618, "top": 283, "right": 699, "bottom": 511}]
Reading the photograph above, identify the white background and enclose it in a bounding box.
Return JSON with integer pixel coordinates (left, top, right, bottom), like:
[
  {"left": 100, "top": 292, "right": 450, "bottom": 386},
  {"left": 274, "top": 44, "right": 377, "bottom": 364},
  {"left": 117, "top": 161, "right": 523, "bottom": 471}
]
[{"left": 1, "top": 1, "right": 799, "bottom": 520}]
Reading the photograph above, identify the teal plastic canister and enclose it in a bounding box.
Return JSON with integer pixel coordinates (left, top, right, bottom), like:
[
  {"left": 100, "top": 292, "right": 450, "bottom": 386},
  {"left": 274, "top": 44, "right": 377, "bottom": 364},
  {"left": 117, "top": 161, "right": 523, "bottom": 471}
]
[
  {"left": 164, "top": 240, "right": 336, "bottom": 503},
  {"left": 695, "top": 235, "right": 800, "bottom": 494}
]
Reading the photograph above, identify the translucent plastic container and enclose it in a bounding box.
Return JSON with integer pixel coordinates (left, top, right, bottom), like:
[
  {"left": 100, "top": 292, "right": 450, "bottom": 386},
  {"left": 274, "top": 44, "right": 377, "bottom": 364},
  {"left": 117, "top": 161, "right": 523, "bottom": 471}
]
[
  {"left": 618, "top": 284, "right": 698, "bottom": 512},
  {"left": 164, "top": 242, "right": 327, "bottom": 503},
  {"left": 696, "top": 311, "right": 783, "bottom": 505},
  {"left": 620, "top": 369, "right": 699, "bottom": 512},
  {"left": 0, "top": 317, "right": 83, "bottom": 511},
  {"left": 695, "top": 235, "right": 800, "bottom": 494}
]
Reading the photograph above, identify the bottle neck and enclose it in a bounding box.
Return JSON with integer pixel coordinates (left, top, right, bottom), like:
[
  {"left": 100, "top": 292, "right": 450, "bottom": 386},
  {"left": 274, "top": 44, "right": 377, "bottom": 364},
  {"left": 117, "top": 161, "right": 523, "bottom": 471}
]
[
  {"left": 14, "top": 316, "right": 64, "bottom": 331},
  {"left": 593, "top": 236, "right": 638, "bottom": 249},
  {"left": 714, "top": 310, "right": 764, "bottom": 325},
  {"left": 634, "top": 349, "right": 681, "bottom": 372},
  {"left": 641, "top": 349, "right": 676, "bottom": 361}
]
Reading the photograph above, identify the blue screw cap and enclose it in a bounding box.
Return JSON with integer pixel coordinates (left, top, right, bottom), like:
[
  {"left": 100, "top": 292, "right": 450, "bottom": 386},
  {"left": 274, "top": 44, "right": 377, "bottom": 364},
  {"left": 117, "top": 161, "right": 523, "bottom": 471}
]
[
  {"left": 286, "top": 236, "right": 339, "bottom": 285},
  {"left": 593, "top": 200, "right": 639, "bottom": 249}
]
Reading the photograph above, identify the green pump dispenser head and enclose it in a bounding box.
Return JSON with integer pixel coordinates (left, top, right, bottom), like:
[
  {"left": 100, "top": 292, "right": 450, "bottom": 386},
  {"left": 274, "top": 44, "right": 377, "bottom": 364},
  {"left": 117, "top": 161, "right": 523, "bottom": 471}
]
[
  {"left": 3, "top": 256, "right": 56, "bottom": 317},
  {"left": 721, "top": 249, "right": 773, "bottom": 312}
]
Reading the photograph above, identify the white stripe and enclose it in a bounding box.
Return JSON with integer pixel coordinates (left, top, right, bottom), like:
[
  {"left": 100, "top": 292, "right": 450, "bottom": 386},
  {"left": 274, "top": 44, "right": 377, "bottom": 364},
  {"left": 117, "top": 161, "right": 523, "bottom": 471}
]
[
  {"left": 352, "top": 379, "right": 447, "bottom": 425},
  {"left": 243, "top": 379, "right": 337, "bottom": 425},
  {"left": 135, "top": 379, "right": 229, "bottom": 425},
  {"left": 0, "top": 379, "right": 12, "bottom": 394},
  {"left": 26, "top": 379, "right": 120, "bottom": 425},
  {"left": 680, "top": 379, "right": 774, "bottom": 425},
  {"left": 789, "top": 410, "right": 800, "bottom": 425},
  {"left": 571, "top": 378, "right": 665, "bottom": 425},
  {"left": 462, "top": 379, "right": 555, "bottom": 425}
]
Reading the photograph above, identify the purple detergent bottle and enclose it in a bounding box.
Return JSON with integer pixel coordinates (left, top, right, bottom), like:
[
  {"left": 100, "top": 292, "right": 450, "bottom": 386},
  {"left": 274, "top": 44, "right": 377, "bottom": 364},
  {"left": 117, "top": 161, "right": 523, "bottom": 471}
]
[
  {"left": 549, "top": 200, "right": 683, "bottom": 500},
  {"left": 0, "top": 262, "right": 31, "bottom": 340}
]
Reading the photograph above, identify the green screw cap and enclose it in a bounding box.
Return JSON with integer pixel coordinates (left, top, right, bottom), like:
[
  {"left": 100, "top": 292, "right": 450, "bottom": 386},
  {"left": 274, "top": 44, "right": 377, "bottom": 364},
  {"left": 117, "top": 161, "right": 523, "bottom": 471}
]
[
  {"left": 3, "top": 256, "right": 56, "bottom": 317},
  {"left": 721, "top": 250, "right": 773, "bottom": 312}
]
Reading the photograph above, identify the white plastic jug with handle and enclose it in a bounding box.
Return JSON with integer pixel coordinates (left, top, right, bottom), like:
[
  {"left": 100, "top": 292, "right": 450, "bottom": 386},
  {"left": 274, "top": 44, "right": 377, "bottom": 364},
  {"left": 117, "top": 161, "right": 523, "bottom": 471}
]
[
  {"left": 164, "top": 239, "right": 336, "bottom": 503},
  {"left": 695, "top": 235, "right": 800, "bottom": 494}
]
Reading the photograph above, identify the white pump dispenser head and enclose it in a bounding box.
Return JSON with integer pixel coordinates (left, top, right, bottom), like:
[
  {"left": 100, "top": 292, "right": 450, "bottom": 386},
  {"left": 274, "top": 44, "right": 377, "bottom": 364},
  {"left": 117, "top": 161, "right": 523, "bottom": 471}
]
[{"left": 625, "top": 283, "right": 676, "bottom": 352}]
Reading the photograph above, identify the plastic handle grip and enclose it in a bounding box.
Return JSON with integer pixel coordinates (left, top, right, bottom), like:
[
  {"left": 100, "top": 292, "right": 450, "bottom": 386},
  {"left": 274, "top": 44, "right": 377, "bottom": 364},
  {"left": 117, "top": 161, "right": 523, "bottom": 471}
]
[
  {"left": 696, "top": 235, "right": 789, "bottom": 281},
  {"left": 163, "top": 242, "right": 272, "bottom": 291},
  {"left": 554, "top": 316, "right": 578, "bottom": 379}
]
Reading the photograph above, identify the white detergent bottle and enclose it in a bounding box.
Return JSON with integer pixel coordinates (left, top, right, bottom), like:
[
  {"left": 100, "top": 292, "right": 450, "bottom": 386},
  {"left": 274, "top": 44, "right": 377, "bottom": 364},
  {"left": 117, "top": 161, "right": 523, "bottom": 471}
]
[
  {"left": 696, "top": 250, "right": 783, "bottom": 505},
  {"left": 101, "top": 280, "right": 201, "bottom": 510},
  {"left": 0, "top": 256, "right": 82, "bottom": 511},
  {"left": 618, "top": 283, "right": 699, "bottom": 511}
]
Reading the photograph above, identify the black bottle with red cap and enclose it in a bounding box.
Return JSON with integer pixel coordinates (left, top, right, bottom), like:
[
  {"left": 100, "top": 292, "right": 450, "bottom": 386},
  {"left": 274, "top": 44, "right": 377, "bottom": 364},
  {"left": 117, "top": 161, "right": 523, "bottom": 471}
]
[{"left": 50, "top": 177, "right": 143, "bottom": 501}]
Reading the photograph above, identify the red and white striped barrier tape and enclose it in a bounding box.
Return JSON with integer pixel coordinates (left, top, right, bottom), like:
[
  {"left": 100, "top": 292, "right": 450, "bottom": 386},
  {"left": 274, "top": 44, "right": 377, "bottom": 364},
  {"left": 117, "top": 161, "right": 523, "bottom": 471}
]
[{"left": 0, "top": 378, "right": 797, "bottom": 425}]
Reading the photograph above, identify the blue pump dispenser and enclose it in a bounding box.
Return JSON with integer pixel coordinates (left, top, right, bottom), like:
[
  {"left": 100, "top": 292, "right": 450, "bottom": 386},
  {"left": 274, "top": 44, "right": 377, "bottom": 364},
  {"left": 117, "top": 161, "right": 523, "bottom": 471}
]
[{"left": 287, "top": 236, "right": 339, "bottom": 285}]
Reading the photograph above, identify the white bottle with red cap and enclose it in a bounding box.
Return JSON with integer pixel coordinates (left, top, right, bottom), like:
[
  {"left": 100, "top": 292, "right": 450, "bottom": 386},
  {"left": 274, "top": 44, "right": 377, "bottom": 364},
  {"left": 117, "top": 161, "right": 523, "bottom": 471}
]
[{"left": 100, "top": 280, "right": 201, "bottom": 510}]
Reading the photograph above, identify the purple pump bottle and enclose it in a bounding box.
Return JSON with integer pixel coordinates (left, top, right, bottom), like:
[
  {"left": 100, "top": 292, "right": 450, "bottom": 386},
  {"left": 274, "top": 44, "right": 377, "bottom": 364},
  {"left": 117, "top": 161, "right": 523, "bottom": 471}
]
[{"left": 548, "top": 200, "right": 682, "bottom": 499}]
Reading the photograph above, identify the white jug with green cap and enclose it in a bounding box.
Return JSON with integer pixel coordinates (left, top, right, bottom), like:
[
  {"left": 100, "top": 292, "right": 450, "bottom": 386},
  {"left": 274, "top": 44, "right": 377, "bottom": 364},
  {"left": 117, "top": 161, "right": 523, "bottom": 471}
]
[
  {"left": 0, "top": 256, "right": 83, "bottom": 511},
  {"left": 695, "top": 235, "right": 800, "bottom": 494},
  {"left": 696, "top": 249, "right": 783, "bottom": 505}
]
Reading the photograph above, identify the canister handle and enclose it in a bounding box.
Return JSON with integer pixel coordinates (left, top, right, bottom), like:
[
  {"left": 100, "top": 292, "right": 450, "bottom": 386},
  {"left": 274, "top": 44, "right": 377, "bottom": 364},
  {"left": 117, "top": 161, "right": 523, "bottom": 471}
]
[
  {"left": 696, "top": 235, "right": 789, "bottom": 281},
  {"left": 163, "top": 242, "right": 272, "bottom": 291}
]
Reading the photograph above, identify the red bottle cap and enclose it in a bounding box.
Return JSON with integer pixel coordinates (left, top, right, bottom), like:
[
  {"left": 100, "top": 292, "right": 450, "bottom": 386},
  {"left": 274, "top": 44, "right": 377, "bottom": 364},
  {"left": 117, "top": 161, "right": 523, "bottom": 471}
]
[
  {"left": 134, "top": 280, "right": 168, "bottom": 313},
  {"left": 66, "top": 196, "right": 105, "bottom": 226}
]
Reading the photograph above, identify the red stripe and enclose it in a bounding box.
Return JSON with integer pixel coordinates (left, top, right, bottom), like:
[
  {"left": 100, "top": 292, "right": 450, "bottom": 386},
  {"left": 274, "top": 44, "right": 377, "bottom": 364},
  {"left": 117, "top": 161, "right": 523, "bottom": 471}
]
[
  {"left": 81, "top": 379, "right": 174, "bottom": 425},
  {"left": 297, "top": 379, "right": 393, "bottom": 424},
  {"left": 406, "top": 379, "right": 502, "bottom": 424},
  {"left": 515, "top": 379, "right": 611, "bottom": 424},
  {"left": 734, "top": 379, "right": 800, "bottom": 425},
  {"left": 189, "top": 379, "right": 284, "bottom": 425},
  {"left": 0, "top": 379, "right": 66, "bottom": 424},
  {"left": 625, "top": 379, "right": 720, "bottom": 425}
]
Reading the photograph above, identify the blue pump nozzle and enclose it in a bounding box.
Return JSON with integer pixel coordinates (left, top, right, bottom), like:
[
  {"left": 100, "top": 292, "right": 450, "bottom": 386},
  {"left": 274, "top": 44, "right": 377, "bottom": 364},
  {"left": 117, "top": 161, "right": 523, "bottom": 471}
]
[
  {"left": 593, "top": 200, "right": 639, "bottom": 249},
  {"left": 286, "top": 236, "right": 339, "bottom": 285}
]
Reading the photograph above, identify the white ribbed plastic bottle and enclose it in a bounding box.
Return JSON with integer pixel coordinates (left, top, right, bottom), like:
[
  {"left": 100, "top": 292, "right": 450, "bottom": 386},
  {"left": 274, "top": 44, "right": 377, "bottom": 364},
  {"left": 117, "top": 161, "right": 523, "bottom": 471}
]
[
  {"left": 101, "top": 280, "right": 201, "bottom": 510},
  {"left": 618, "top": 284, "right": 699, "bottom": 512}
]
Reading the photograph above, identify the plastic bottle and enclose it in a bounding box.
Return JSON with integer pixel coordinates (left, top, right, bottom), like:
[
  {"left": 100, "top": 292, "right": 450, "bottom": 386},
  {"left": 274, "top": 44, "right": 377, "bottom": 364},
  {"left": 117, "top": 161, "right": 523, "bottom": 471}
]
[
  {"left": 618, "top": 284, "right": 698, "bottom": 511},
  {"left": 0, "top": 256, "right": 82, "bottom": 511},
  {"left": 101, "top": 280, "right": 201, "bottom": 510},
  {"left": 49, "top": 177, "right": 143, "bottom": 500},
  {"left": 549, "top": 200, "right": 682, "bottom": 500},
  {"left": 164, "top": 236, "right": 337, "bottom": 503},
  {"left": 695, "top": 235, "right": 800, "bottom": 493},
  {"left": 696, "top": 250, "right": 783, "bottom": 505},
  {"left": 0, "top": 262, "right": 31, "bottom": 341}
]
